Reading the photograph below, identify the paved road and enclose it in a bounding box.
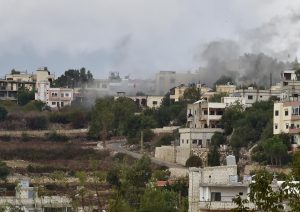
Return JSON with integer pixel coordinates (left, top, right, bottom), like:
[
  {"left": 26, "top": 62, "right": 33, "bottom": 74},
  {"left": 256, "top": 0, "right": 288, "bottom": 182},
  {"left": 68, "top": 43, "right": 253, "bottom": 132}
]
[{"left": 106, "top": 141, "right": 184, "bottom": 168}]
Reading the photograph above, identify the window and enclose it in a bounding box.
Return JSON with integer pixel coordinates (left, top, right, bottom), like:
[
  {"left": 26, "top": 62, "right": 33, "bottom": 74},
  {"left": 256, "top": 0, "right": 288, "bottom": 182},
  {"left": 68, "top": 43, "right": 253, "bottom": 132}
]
[
  {"left": 61, "top": 102, "right": 64, "bottom": 107},
  {"left": 52, "top": 102, "right": 56, "bottom": 105},
  {"left": 274, "top": 124, "right": 278, "bottom": 130},
  {"left": 186, "top": 139, "right": 189, "bottom": 144},
  {"left": 286, "top": 124, "right": 289, "bottom": 129},
  {"left": 192, "top": 140, "right": 197, "bottom": 144},
  {"left": 291, "top": 124, "right": 295, "bottom": 129},
  {"left": 275, "top": 110, "right": 279, "bottom": 116},
  {"left": 61, "top": 93, "right": 64, "bottom": 98},
  {"left": 198, "top": 139, "right": 202, "bottom": 145},
  {"left": 239, "top": 192, "right": 243, "bottom": 196},
  {"left": 204, "top": 110, "right": 208, "bottom": 115},
  {"left": 285, "top": 110, "right": 289, "bottom": 116},
  {"left": 211, "top": 192, "right": 221, "bottom": 201},
  {"left": 65, "top": 93, "right": 69, "bottom": 97},
  {"left": 248, "top": 95, "right": 253, "bottom": 100},
  {"left": 153, "top": 101, "right": 157, "bottom": 105},
  {"left": 182, "top": 139, "right": 184, "bottom": 144}
]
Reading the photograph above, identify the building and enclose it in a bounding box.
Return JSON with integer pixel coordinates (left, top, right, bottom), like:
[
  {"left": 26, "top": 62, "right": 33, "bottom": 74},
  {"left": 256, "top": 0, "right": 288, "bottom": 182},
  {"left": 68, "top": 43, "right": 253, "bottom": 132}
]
[
  {"left": 186, "top": 100, "right": 226, "bottom": 129},
  {"left": 47, "top": 88, "right": 74, "bottom": 108},
  {"left": 189, "top": 165, "right": 254, "bottom": 212},
  {"left": 35, "top": 67, "right": 55, "bottom": 103},
  {"left": 273, "top": 101, "right": 300, "bottom": 145},
  {"left": 216, "top": 83, "right": 236, "bottom": 94},
  {"left": 233, "top": 87, "right": 281, "bottom": 107},
  {"left": 221, "top": 96, "right": 247, "bottom": 107},
  {"left": 170, "top": 84, "right": 212, "bottom": 103},
  {"left": 0, "top": 180, "right": 71, "bottom": 212},
  {"left": 114, "top": 95, "right": 163, "bottom": 109}
]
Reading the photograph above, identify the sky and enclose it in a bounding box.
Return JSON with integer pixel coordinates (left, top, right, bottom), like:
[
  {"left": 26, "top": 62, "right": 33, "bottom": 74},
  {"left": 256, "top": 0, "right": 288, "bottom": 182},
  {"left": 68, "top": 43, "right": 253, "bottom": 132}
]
[{"left": 0, "top": 0, "right": 300, "bottom": 79}]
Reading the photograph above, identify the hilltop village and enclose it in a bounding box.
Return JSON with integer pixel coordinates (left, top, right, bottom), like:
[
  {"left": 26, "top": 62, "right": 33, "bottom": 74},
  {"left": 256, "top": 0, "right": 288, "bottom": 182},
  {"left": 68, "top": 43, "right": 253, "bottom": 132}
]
[{"left": 0, "top": 66, "right": 300, "bottom": 211}]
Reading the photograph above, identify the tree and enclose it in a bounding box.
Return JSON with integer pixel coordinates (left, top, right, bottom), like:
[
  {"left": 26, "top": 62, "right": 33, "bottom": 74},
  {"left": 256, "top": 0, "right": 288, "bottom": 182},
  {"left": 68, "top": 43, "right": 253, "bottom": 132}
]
[
  {"left": 182, "top": 87, "right": 201, "bottom": 102},
  {"left": 207, "top": 146, "right": 220, "bottom": 166},
  {"left": 209, "top": 92, "right": 227, "bottom": 102},
  {"left": 211, "top": 132, "right": 226, "bottom": 146},
  {"left": 139, "top": 188, "right": 178, "bottom": 212},
  {"left": 0, "top": 106, "right": 7, "bottom": 121},
  {"left": 292, "top": 151, "right": 300, "bottom": 180},
  {"left": 156, "top": 135, "right": 174, "bottom": 147},
  {"left": 17, "top": 88, "right": 34, "bottom": 106},
  {"left": 54, "top": 68, "right": 93, "bottom": 88},
  {"left": 0, "top": 161, "right": 9, "bottom": 180},
  {"left": 232, "top": 170, "right": 284, "bottom": 211},
  {"left": 220, "top": 102, "right": 250, "bottom": 135},
  {"left": 185, "top": 155, "right": 202, "bottom": 167}
]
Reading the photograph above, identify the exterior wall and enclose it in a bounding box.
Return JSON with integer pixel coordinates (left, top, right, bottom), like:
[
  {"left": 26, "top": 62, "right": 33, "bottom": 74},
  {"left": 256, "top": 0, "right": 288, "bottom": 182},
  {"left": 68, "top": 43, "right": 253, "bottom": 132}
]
[
  {"left": 36, "top": 69, "right": 54, "bottom": 83},
  {"left": 155, "top": 146, "right": 175, "bottom": 163},
  {"left": 170, "top": 85, "right": 187, "bottom": 102},
  {"left": 235, "top": 88, "right": 281, "bottom": 106},
  {"left": 216, "top": 85, "right": 236, "bottom": 94},
  {"left": 154, "top": 145, "right": 191, "bottom": 165},
  {"left": 274, "top": 101, "right": 300, "bottom": 145},
  {"left": 187, "top": 101, "right": 225, "bottom": 129},
  {"left": 188, "top": 166, "right": 253, "bottom": 212},
  {"left": 146, "top": 96, "right": 163, "bottom": 108},
  {"left": 179, "top": 128, "right": 223, "bottom": 148},
  {"left": 35, "top": 81, "right": 50, "bottom": 102},
  {"left": 222, "top": 96, "right": 247, "bottom": 107},
  {"left": 5, "top": 73, "right": 32, "bottom": 82},
  {"left": 47, "top": 88, "right": 73, "bottom": 108}
]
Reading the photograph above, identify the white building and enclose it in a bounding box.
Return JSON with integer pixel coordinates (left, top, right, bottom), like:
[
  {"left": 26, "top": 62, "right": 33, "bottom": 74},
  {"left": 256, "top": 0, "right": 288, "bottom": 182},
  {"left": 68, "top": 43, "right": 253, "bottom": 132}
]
[
  {"left": 47, "top": 88, "right": 74, "bottom": 108},
  {"left": 0, "top": 180, "right": 71, "bottom": 212},
  {"left": 189, "top": 165, "right": 253, "bottom": 212},
  {"left": 274, "top": 101, "right": 300, "bottom": 145},
  {"left": 221, "top": 96, "right": 247, "bottom": 107}
]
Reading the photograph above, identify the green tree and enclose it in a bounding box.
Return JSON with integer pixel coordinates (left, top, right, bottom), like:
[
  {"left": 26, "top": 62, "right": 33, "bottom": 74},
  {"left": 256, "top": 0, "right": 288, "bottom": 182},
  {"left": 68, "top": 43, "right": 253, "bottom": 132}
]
[
  {"left": 0, "top": 106, "right": 7, "bottom": 121},
  {"left": 0, "top": 161, "right": 9, "bottom": 180},
  {"left": 221, "top": 103, "right": 244, "bottom": 135},
  {"left": 209, "top": 92, "right": 227, "bottom": 102},
  {"left": 139, "top": 188, "right": 178, "bottom": 212},
  {"left": 185, "top": 155, "right": 202, "bottom": 167},
  {"left": 54, "top": 68, "right": 93, "bottom": 88},
  {"left": 17, "top": 88, "right": 34, "bottom": 106},
  {"left": 207, "top": 146, "right": 220, "bottom": 166},
  {"left": 211, "top": 132, "right": 226, "bottom": 146},
  {"left": 292, "top": 151, "right": 300, "bottom": 180},
  {"left": 182, "top": 87, "right": 201, "bottom": 103}
]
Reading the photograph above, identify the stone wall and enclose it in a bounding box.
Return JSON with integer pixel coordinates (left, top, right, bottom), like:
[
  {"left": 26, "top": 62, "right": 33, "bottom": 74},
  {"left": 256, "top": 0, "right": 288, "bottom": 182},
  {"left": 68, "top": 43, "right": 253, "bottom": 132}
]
[{"left": 154, "top": 146, "right": 191, "bottom": 165}]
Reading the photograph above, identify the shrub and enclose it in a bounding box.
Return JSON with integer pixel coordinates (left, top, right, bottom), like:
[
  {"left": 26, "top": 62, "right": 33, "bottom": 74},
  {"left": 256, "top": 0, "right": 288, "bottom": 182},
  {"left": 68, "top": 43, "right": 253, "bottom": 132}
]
[
  {"left": 0, "top": 106, "right": 7, "bottom": 121},
  {"left": 25, "top": 114, "right": 48, "bottom": 130},
  {"left": 156, "top": 134, "right": 174, "bottom": 147},
  {"left": 0, "top": 135, "right": 11, "bottom": 142},
  {"left": 21, "top": 132, "right": 31, "bottom": 142},
  {"left": 69, "top": 110, "right": 87, "bottom": 129},
  {"left": 185, "top": 155, "right": 202, "bottom": 167},
  {"left": 0, "top": 161, "right": 9, "bottom": 180},
  {"left": 49, "top": 112, "right": 70, "bottom": 124},
  {"left": 141, "top": 128, "right": 155, "bottom": 142},
  {"left": 47, "top": 132, "right": 68, "bottom": 142}
]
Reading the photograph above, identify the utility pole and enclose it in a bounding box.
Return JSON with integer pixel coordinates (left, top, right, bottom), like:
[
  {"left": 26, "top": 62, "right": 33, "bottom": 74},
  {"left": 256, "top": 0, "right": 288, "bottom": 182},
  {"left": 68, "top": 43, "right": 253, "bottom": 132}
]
[{"left": 140, "top": 130, "right": 144, "bottom": 154}]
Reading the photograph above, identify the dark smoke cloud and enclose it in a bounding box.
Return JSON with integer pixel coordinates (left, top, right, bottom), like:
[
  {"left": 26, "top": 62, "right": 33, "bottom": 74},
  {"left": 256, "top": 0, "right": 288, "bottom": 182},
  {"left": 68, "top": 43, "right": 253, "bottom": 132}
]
[{"left": 195, "top": 11, "right": 300, "bottom": 86}]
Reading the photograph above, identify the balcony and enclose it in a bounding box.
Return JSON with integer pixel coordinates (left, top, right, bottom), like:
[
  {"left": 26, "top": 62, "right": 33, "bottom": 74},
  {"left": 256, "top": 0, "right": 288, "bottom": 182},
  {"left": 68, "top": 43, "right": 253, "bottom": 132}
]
[
  {"left": 289, "top": 128, "right": 300, "bottom": 134},
  {"left": 199, "top": 201, "right": 255, "bottom": 211},
  {"left": 200, "top": 115, "right": 222, "bottom": 120}
]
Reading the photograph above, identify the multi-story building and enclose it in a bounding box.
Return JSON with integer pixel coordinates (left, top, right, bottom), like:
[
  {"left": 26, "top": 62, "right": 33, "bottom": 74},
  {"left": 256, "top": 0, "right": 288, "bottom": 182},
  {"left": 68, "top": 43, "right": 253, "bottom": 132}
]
[
  {"left": 273, "top": 101, "right": 300, "bottom": 145},
  {"left": 47, "top": 88, "right": 73, "bottom": 108},
  {"left": 186, "top": 100, "right": 226, "bottom": 129},
  {"left": 35, "top": 67, "right": 55, "bottom": 102},
  {"left": 170, "top": 84, "right": 212, "bottom": 103},
  {"left": 189, "top": 165, "right": 254, "bottom": 212},
  {"left": 0, "top": 71, "right": 36, "bottom": 100},
  {"left": 216, "top": 83, "right": 236, "bottom": 94}
]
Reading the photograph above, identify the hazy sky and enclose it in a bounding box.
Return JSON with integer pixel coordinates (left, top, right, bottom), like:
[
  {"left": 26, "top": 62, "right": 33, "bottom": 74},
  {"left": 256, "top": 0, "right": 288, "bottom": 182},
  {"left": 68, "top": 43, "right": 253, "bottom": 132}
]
[{"left": 0, "top": 0, "right": 299, "bottom": 78}]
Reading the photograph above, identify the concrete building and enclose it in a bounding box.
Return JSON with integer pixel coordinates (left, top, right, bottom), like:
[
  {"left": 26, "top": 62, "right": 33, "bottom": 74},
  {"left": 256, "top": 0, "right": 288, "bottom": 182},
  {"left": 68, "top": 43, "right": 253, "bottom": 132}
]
[
  {"left": 189, "top": 165, "right": 253, "bottom": 212},
  {"left": 35, "top": 67, "right": 55, "bottom": 103},
  {"left": 0, "top": 180, "right": 71, "bottom": 212},
  {"left": 233, "top": 87, "right": 281, "bottom": 107},
  {"left": 47, "top": 88, "right": 74, "bottom": 108},
  {"left": 186, "top": 100, "right": 226, "bottom": 129},
  {"left": 146, "top": 96, "right": 164, "bottom": 108},
  {"left": 216, "top": 83, "right": 236, "bottom": 94},
  {"left": 170, "top": 84, "right": 212, "bottom": 103},
  {"left": 274, "top": 101, "right": 300, "bottom": 145},
  {"left": 280, "top": 70, "right": 300, "bottom": 101},
  {"left": 221, "top": 96, "right": 247, "bottom": 107}
]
